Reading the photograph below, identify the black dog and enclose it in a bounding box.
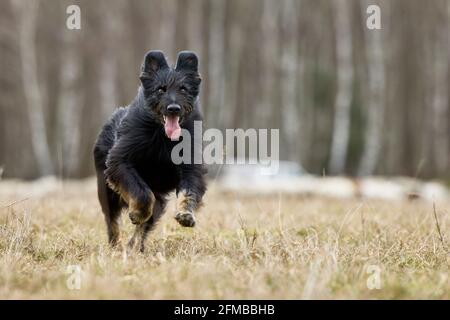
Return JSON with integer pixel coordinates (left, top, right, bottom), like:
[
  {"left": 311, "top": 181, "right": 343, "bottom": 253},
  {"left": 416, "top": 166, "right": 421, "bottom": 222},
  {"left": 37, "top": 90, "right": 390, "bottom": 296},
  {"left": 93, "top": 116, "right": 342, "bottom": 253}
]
[{"left": 93, "top": 51, "right": 206, "bottom": 252}]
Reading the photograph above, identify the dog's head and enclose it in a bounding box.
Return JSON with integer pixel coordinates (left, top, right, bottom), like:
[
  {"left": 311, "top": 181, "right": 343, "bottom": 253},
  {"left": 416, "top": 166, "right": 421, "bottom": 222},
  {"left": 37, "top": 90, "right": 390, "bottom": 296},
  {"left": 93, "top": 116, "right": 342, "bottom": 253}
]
[{"left": 139, "top": 50, "right": 201, "bottom": 141}]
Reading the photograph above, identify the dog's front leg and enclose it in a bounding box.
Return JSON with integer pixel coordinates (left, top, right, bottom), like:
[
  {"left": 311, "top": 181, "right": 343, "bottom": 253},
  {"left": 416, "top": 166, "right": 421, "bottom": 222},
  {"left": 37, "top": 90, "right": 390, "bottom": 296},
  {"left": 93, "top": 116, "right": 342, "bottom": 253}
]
[
  {"left": 105, "top": 143, "right": 155, "bottom": 225},
  {"left": 175, "top": 167, "right": 206, "bottom": 227}
]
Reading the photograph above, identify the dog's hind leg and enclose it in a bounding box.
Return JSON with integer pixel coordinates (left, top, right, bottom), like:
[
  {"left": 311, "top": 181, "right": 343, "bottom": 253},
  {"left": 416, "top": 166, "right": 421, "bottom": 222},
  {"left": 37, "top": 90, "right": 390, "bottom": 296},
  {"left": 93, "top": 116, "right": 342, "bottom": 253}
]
[
  {"left": 96, "top": 170, "right": 123, "bottom": 248},
  {"left": 127, "top": 196, "right": 166, "bottom": 253}
]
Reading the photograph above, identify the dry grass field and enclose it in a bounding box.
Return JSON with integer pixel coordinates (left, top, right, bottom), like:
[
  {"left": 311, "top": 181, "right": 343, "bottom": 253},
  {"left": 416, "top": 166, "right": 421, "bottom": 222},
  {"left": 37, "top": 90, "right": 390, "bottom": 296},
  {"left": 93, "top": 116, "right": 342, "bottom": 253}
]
[{"left": 0, "top": 178, "right": 448, "bottom": 299}]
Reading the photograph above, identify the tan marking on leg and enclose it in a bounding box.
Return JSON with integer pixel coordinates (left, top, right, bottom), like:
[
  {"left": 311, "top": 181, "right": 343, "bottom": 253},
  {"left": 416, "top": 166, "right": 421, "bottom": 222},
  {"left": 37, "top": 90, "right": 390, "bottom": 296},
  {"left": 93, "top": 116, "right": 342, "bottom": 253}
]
[
  {"left": 128, "top": 192, "right": 155, "bottom": 225},
  {"left": 106, "top": 178, "right": 123, "bottom": 197},
  {"left": 175, "top": 190, "right": 197, "bottom": 227},
  {"left": 176, "top": 190, "right": 195, "bottom": 213},
  {"left": 107, "top": 179, "right": 154, "bottom": 224},
  {"left": 107, "top": 182, "right": 133, "bottom": 209}
]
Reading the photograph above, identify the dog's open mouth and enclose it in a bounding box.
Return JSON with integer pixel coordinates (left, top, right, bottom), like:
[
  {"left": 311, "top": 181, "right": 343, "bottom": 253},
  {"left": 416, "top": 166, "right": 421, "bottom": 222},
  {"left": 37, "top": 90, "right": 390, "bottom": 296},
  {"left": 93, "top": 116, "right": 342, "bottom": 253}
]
[{"left": 163, "top": 115, "right": 181, "bottom": 141}]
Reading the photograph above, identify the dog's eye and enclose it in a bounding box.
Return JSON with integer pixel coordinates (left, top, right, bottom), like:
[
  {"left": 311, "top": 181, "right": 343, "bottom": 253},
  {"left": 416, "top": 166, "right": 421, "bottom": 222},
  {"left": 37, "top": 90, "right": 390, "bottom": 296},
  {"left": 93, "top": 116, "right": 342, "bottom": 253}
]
[
  {"left": 157, "top": 86, "right": 166, "bottom": 94},
  {"left": 180, "top": 86, "right": 187, "bottom": 93}
]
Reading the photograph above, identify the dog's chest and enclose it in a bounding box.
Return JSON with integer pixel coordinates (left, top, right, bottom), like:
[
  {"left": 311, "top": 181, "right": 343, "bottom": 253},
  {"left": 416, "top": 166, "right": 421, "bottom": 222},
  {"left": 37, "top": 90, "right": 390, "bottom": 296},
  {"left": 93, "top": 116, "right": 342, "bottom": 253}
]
[{"left": 135, "top": 145, "right": 180, "bottom": 193}]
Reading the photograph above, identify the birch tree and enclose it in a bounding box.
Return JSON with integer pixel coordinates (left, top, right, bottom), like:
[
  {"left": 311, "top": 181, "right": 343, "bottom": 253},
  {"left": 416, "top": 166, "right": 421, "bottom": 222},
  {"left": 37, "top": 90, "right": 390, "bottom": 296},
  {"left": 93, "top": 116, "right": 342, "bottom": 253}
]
[
  {"left": 57, "top": 29, "right": 82, "bottom": 178},
  {"left": 99, "top": 1, "right": 121, "bottom": 121},
  {"left": 328, "top": 0, "right": 354, "bottom": 174},
  {"left": 430, "top": 3, "right": 449, "bottom": 175},
  {"left": 225, "top": 1, "right": 244, "bottom": 129},
  {"left": 207, "top": 0, "right": 226, "bottom": 127},
  {"left": 159, "top": 0, "right": 177, "bottom": 60},
  {"left": 11, "top": 0, "right": 54, "bottom": 176},
  {"left": 358, "top": 1, "right": 386, "bottom": 176},
  {"left": 259, "top": 0, "right": 279, "bottom": 127},
  {"left": 280, "top": 0, "right": 301, "bottom": 161}
]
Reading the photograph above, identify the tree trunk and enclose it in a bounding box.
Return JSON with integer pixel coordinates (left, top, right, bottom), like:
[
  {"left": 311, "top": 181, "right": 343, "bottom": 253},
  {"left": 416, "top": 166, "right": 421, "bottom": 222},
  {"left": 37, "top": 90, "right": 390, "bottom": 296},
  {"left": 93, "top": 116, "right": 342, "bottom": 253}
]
[
  {"left": 226, "top": 3, "right": 244, "bottom": 129},
  {"left": 431, "top": 11, "right": 449, "bottom": 175},
  {"left": 187, "top": 0, "right": 204, "bottom": 59},
  {"left": 99, "top": 1, "right": 120, "bottom": 121},
  {"left": 56, "top": 29, "right": 82, "bottom": 178},
  {"left": 11, "top": 0, "right": 54, "bottom": 176},
  {"left": 159, "top": 0, "right": 177, "bottom": 59},
  {"left": 207, "top": 0, "right": 226, "bottom": 128},
  {"left": 259, "top": 0, "right": 279, "bottom": 128},
  {"left": 280, "top": 0, "right": 301, "bottom": 161},
  {"left": 358, "top": 1, "right": 386, "bottom": 176},
  {"left": 329, "top": 0, "right": 354, "bottom": 175}
]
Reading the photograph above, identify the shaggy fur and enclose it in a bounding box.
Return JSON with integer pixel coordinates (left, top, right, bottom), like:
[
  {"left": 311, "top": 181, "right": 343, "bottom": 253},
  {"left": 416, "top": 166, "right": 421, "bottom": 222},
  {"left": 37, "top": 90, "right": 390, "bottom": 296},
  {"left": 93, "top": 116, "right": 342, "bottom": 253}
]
[{"left": 93, "top": 51, "right": 207, "bottom": 252}]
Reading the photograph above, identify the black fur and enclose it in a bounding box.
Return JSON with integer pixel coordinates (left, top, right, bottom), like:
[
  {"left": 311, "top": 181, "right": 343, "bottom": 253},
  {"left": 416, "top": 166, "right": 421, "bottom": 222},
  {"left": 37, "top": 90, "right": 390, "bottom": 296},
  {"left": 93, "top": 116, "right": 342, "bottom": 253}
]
[{"left": 93, "top": 50, "right": 207, "bottom": 249}]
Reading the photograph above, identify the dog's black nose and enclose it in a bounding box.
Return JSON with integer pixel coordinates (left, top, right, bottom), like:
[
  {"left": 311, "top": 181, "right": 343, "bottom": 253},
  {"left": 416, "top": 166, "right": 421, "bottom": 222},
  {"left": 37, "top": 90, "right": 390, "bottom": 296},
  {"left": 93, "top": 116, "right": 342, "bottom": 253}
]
[{"left": 167, "top": 104, "right": 181, "bottom": 114}]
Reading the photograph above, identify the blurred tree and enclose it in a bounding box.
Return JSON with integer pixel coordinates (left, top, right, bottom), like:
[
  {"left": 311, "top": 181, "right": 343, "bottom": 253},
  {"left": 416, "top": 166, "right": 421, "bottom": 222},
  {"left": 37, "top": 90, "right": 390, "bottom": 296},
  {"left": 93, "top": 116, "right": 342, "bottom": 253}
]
[
  {"left": 11, "top": 0, "right": 54, "bottom": 176},
  {"left": 358, "top": 0, "right": 386, "bottom": 176},
  {"left": 329, "top": 0, "right": 354, "bottom": 174}
]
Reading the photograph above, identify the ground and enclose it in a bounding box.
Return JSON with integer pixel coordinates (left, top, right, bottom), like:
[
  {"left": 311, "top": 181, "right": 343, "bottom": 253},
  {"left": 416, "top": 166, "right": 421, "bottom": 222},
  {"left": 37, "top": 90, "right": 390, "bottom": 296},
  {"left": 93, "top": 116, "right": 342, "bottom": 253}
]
[{"left": 0, "top": 178, "right": 448, "bottom": 299}]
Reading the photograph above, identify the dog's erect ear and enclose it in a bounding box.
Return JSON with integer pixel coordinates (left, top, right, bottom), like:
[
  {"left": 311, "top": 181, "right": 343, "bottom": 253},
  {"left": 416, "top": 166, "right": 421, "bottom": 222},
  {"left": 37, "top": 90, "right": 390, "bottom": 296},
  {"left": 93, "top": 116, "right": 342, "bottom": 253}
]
[
  {"left": 140, "top": 50, "right": 169, "bottom": 79},
  {"left": 175, "top": 51, "right": 199, "bottom": 72}
]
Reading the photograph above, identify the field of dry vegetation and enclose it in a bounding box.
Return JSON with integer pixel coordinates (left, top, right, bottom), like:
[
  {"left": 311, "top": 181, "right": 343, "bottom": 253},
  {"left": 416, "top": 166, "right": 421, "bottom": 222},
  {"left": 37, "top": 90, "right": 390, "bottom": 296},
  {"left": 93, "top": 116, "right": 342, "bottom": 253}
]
[{"left": 0, "top": 178, "right": 448, "bottom": 299}]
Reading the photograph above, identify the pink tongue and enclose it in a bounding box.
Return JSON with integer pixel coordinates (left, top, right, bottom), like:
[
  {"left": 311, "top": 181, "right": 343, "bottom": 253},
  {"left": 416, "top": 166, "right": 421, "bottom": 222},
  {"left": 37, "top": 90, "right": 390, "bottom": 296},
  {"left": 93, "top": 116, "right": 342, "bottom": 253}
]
[{"left": 164, "top": 116, "right": 181, "bottom": 141}]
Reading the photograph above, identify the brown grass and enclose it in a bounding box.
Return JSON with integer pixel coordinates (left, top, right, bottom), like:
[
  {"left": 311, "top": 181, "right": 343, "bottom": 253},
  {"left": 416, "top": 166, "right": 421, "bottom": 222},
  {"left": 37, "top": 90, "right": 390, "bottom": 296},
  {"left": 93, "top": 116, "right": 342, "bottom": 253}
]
[{"left": 0, "top": 178, "right": 448, "bottom": 299}]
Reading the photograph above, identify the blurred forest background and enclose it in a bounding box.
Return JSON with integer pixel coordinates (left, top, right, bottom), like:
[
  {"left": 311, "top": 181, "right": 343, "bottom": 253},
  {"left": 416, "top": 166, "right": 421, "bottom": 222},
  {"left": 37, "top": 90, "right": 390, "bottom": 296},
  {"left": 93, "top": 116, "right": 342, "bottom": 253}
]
[{"left": 0, "top": 0, "right": 449, "bottom": 180}]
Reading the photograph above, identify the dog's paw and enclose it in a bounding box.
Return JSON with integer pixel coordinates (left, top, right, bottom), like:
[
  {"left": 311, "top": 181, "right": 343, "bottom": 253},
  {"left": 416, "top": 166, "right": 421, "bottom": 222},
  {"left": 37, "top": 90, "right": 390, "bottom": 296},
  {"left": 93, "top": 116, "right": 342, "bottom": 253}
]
[
  {"left": 129, "top": 210, "right": 151, "bottom": 225},
  {"left": 175, "top": 211, "right": 196, "bottom": 227}
]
